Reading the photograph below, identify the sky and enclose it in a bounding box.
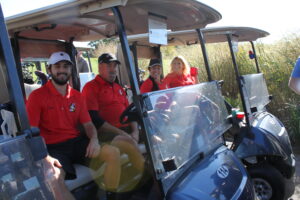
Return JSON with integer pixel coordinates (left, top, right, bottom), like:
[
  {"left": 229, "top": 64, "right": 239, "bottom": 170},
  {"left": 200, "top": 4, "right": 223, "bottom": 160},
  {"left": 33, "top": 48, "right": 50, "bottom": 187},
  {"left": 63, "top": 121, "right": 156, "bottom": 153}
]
[{"left": 1, "top": 0, "right": 300, "bottom": 43}]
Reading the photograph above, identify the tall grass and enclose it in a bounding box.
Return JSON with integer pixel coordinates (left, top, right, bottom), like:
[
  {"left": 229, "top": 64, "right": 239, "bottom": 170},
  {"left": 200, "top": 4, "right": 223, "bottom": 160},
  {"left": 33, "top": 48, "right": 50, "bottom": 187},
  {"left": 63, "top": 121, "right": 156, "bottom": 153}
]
[
  {"left": 169, "top": 35, "right": 300, "bottom": 144},
  {"left": 89, "top": 33, "right": 300, "bottom": 144}
]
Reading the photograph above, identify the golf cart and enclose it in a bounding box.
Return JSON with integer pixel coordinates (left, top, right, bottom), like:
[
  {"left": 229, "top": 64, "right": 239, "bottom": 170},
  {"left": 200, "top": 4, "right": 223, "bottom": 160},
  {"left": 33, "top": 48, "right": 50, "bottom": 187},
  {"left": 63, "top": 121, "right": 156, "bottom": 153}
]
[
  {"left": 2, "top": 0, "right": 256, "bottom": 199},
  {"left": 124, "top": 26, "right": 295, "bottom": 200},
  {"left": 201, "top": 27, "right": 295, "bottom": 200}
]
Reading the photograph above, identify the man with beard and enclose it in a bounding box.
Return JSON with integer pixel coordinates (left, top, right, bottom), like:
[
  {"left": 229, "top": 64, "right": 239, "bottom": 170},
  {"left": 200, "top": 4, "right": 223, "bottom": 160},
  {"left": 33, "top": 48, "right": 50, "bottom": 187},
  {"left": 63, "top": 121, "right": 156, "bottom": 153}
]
[
  {"left": 82, "top": 53, "right": 145, "bottom": 191},
  {"left": 26, "top": 52, "right": 122, "bottom": 193}
]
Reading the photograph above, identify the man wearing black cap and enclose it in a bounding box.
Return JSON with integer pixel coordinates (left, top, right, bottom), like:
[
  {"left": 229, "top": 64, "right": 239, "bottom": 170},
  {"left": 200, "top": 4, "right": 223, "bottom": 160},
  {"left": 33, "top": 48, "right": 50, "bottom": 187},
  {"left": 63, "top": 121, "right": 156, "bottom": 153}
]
[
  {"left": 140, "top": 58, "right": 165, "bottom": 93},
  {"left": 82, "top": 53, "right": 145, "bottom": 191}
]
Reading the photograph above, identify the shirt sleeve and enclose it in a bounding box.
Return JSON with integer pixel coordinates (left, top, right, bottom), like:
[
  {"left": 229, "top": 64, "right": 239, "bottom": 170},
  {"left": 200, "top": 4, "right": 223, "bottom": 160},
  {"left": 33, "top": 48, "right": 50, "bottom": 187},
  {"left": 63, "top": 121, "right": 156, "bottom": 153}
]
[
  {"left": 291, "top": 57, "right": 300, "bottom": 78},
  {"left": 82, "top": 83, "right": 99, "bottom": 111},
  {"left": 161, "top": 74, "right": 171, "bottom": 89},
  {"left": 190, "top": 67, "right": 198, "bottom": 77},
  {"left": 88, "top": 110, "right": 105, "bottom": 129},
  {"left": 140, "top": 79, "right": 153, "bottom": 93},
  {"left": 79, "top": 96, "right": 92, "bottom": 124},
  {"left": 26, "top": 91, "right": 42, "bottom": 127}
]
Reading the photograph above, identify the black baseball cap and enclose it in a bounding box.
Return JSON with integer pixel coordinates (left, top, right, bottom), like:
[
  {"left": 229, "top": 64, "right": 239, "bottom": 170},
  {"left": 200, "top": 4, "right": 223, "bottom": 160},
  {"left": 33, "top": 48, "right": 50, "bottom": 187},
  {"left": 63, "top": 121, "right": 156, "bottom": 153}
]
[
  {"left": 98, "top": 53, "right": 120, "bottom": 64},
  {"left": 148, "top": 58, "right": 162, "bottom": 68}
]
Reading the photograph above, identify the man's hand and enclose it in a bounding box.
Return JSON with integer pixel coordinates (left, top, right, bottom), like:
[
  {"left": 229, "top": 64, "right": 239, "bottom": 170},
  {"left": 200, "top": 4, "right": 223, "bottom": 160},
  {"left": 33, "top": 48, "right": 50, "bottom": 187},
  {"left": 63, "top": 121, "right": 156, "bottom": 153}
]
[
  {"left": 43, "top": 156, "right": 75, "bottom": 200},
  {"left": 86, "top": 137, "right": 101, "bottom": 158},
  {"left": 44, "top": 155, "right": 64, "bottom": 181},
  {"left": 83, "top": 121, "right": 101, "bottom": 158},
  {"left": 46, "top": 155, "right": 62, "bottom": 168}
]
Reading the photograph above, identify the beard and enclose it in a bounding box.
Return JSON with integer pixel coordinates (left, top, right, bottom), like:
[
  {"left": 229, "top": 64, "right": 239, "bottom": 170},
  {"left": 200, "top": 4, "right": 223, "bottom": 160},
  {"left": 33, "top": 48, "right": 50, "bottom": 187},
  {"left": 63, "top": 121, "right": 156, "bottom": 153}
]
[
  {"left": 107, "top": 73, "right": 117, "bottom": 83},
  {"left": 51, "top": 73, "right": 71, "bottom": 85}
]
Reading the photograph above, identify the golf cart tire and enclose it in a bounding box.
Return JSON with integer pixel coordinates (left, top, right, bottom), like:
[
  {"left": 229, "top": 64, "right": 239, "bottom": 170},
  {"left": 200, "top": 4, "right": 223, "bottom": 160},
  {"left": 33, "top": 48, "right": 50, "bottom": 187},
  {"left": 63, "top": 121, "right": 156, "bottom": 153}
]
[{"left": 248, "top": 163, "right": 285, "bottom": 200}]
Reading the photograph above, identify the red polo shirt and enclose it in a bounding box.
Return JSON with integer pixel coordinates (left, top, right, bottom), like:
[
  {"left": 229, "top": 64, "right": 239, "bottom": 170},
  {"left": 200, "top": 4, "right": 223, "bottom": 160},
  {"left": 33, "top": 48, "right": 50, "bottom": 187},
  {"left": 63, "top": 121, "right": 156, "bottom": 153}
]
[
  {"left": 82, "top": 75, "right": 129, "bottom": 128},
  {"left": 162, "top": 73, "right": 195, "bottom": 89},
  {"left": 140, "top": 78, "right": 165, "bottom": 94},
  {"left": 26, "top": 81, "right": 91, "bottom": 144}
]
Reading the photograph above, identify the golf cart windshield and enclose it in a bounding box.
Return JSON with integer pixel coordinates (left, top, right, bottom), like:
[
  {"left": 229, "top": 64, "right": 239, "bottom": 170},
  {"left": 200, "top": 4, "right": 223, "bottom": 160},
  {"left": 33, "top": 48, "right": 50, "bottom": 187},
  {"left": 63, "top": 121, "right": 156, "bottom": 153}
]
[
  {"left": 142, "top": 81, "right": 231, "bottom": 192},
  {"left": 241, "top": 73, "right": 270, "bottom": 111}
]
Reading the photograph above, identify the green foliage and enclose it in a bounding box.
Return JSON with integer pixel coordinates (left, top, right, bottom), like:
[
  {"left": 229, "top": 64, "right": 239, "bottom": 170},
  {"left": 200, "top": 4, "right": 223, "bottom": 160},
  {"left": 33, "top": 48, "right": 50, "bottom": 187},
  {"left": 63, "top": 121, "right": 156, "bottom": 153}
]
[
  {"left": 88, "top": 38, "right": 117, "bottom": 50},
  {"left": 86, "top": 33, "right": 300, "bottom": 144},
  {"left": 90, "top": 58, "right": 98, "bottom": 73}
]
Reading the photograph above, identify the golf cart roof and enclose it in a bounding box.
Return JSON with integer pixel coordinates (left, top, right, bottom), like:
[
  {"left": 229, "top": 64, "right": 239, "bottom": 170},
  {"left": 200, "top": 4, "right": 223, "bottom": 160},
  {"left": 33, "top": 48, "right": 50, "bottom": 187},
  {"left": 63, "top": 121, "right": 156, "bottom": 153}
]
[
  {"left": 76, "top": 46, "right": 94, "bottom": 52},
  {"left": 127, "top": 26, "right": 269, "bottom": 46},
  {"left": 6, "top": 0, "right": 221, "bottom": 42}
]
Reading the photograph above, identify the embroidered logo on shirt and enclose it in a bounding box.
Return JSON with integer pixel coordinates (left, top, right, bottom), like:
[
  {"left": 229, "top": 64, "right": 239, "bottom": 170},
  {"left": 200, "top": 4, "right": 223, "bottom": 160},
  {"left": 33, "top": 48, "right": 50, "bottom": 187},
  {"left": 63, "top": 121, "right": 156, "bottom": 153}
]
[
  {"left": 119, "top": 89, "right": 123, "bottom": 95},
  {"left": 69, "top": 103, "right": 76, "bottom": 112}
]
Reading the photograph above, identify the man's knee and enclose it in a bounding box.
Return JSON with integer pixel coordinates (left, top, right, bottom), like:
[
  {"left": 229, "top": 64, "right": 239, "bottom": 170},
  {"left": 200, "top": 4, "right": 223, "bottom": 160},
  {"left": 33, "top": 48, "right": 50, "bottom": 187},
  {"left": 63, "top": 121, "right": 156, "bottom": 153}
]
[
  {"left": 113, "top": 135, "right": 136, "bottom": 146},
  {"left": 100, "top": 144, "right": 120, "bottom": 162}
]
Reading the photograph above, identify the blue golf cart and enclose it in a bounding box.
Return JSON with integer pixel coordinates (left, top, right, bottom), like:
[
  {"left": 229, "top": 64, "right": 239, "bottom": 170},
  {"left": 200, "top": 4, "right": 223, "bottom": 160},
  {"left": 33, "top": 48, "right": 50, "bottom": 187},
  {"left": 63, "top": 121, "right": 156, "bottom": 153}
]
[{"left": 1, "top": 1, "right": 257, "bottom": 199}]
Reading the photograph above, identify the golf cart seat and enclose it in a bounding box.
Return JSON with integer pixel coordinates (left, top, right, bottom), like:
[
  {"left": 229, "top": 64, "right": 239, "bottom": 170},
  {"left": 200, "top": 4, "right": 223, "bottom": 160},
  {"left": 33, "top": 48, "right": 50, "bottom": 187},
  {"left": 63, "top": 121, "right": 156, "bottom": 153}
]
[
  {"left": 24, "top": 83, "right": 41, "bottom": 99},
  {"left": 79, "top": 72, "right": 95, "bottom": 91},
  {"left": 65, "top": 143, "right": 146, "bottom": 191}
]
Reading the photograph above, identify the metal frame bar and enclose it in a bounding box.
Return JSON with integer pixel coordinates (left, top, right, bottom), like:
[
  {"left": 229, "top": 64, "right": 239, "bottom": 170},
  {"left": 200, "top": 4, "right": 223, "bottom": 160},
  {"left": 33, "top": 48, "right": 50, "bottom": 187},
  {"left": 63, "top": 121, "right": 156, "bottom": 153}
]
[
  {"left": 112, "top": 7, "right": 140, "bottom": 96},
  {"left": 63, "top": 40, "right": 81, "bottom": 91},
  {"left": 86, "top": 51, "right": 92, "bottom": 72},
  {"left": 226, "top": 34, "right": 250, "bottom": 127},
  {"left": 0, "top": 5, "right": 30, "bottom": 132},
  {"left": 250, "top": 41, "right": 260, "bottom": 73},
  {"left": 197, "top": 29, "right": 212, "bottom": 81},
  {"left": 156, "top": 45, "right": 164, "bottom": 77},
  {"left": 112, "top": 5, "right": 165, "bottom": 197},
  {"left": 129, "top": 42, "right": 141, "bottom": 84}
]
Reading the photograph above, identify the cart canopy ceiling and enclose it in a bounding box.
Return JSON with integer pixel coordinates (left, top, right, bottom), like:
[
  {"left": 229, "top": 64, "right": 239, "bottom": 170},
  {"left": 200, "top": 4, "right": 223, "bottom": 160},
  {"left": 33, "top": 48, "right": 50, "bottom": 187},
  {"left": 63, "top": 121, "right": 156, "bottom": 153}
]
[
  {"left": 127, "top": 26, "right": 269, "bottom": 47},
  {"left": 6, "top": 0, "right": 221, "bottom": 42}
]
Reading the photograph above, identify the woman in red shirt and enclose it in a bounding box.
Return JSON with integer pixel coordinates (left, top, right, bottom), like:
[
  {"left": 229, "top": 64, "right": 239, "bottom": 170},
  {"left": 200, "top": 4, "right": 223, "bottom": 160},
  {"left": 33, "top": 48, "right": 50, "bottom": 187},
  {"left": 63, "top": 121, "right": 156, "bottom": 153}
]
[
  {"left": 140, "top": 58, "right": 165, "bottom": 93},
  {"left": 162, "top": 56, "right": 198, "bottom": 89}
]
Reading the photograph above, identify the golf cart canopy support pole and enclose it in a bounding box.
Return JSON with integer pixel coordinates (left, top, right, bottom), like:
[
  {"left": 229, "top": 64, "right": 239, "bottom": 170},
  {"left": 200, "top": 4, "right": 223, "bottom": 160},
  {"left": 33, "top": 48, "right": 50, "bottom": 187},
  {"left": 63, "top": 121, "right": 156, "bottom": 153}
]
[
  {"left": 197, "top": 29, "right": 212, "bottom": 82},
  {"left": 0, "top": 5, "right": 30, "bottom": 131},
  {"left": 112, "top": 7, "right": 140, "bottom": 96},
  {"left": 112, "top": 6, "right": 165, "bottom": 196},
  {"left": 86, "top": 51, "right": 92, "bottom": 72},
  {"left": 130, "top": 42, "right": 141, "bottom": 84},
  {"left": 157, "top": 46, "right": 164, "bottom": 77},
  {"left": 250, "top": 41, "right": 260, "bottom": 73},
  {"left": 65, "top": 39, "right": 81, "bottom": 91},
  {"left": 11, "top": 35, "right": 26, "bottom": 101},
  {"left": 226, "top": 33, "right": 250, "bottom": 127}
]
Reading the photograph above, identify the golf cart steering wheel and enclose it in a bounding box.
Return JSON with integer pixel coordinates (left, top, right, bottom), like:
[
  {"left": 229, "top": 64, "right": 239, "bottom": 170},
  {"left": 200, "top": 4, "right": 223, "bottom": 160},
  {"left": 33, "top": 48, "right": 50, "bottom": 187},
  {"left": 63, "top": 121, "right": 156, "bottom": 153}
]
[{"left": 119, "top": 103, "right": 139, "bottom": 124}]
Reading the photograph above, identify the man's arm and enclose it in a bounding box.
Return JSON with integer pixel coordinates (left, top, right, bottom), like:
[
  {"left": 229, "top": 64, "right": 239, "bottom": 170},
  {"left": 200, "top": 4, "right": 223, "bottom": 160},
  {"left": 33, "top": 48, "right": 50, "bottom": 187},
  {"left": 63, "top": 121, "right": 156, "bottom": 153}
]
[
  {"left": 43, "top": 156, "right": 75, "bottom": 200},
  {"left": 288, "top": 77, "right": 300, "bottom": 95},
  {"left": 130, "top": 121, "right": 139, "bottom": 142},
  {"left": 82, "top": 121, "right": 101, "bottom": 158},
  {"left": 99, "top": 121, "right": 128, "bottom": 136},
  {"left": 89, "top": 110, "right": 128, "bottom": 136},
  {"left": 289, "top": 57, "right": 300, "bottom": 94}
]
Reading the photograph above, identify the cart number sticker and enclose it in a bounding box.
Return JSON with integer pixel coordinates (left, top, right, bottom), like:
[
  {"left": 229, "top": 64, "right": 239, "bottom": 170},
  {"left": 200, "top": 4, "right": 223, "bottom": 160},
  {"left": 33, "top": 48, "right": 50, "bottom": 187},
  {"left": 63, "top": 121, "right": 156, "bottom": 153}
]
[{"left": 217, "top": 165, "right": 229, "bottom": 178}]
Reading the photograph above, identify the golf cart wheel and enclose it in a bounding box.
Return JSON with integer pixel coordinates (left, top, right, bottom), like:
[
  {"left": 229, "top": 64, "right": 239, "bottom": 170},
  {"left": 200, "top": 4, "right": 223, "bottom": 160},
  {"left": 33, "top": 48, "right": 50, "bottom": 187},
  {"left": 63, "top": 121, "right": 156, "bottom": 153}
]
[{"left": 248, "top": 163, "right": 285, "bottom": 200}]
